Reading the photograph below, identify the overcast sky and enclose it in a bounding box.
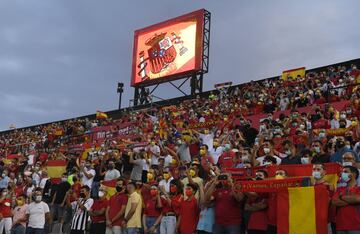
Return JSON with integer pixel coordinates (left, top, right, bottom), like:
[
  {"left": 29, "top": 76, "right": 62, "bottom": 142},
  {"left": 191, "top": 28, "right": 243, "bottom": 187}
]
[{"left": 0, "top": 0, "right": 359, "bottom": 130}]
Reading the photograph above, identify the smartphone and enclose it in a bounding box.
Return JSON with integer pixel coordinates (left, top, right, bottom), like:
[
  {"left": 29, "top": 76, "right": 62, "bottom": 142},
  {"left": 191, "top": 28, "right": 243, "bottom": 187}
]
[{"left": 218, "top": 174, "right": 228, "bottom": 180}]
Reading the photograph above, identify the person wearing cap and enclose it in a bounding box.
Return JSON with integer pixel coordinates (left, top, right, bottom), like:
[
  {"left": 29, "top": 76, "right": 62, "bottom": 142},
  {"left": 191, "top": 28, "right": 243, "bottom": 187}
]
[{"left": 142, "top": 185, "right": 162, "bottom": 234}]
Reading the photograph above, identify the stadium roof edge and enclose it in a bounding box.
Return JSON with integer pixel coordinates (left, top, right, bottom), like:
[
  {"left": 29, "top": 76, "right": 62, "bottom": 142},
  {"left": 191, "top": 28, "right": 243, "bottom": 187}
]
[{"left": 1, "top": 57, "right": 359, "bottom": 134}]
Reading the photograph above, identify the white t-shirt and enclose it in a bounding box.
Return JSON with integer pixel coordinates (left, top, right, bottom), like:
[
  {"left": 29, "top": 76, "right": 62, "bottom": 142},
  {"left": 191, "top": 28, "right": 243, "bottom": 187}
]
[
  {"left": 39, "top": 178, "right": 49, "bottom": 189},
  {"left": 81, "top": 168, "right": 96, "bottom": 188},
  {"left": 159, "top": 177, "right": 173, "bottom": 193},
  {"left": 26, "top": 201, "right": 50, "bottom": 229},
  {"left": 163, "top": 155, "right": 173, "bottom": 167},
  {"left": 199, "top": 133, "right": 214, "bottom": 151},
  {"left": 209, "top": 146, "right": 223, "bottom": 164},
  {"left": 104, "top": 169, "right": 121, "bottom": 181},
  {"left": 148, "top": 145, "right": 160, "bottom": 166}
]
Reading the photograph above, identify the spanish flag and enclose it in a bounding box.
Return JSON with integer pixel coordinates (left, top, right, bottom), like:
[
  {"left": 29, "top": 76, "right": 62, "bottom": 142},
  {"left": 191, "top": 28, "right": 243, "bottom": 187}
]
[
  {"left": 277, "top": 186, "right": 329, "bottom": 234},
  {"left": 96, "top": 110, "right": 108, "bottom": 119},
  {"left": 46, "top": 160, "right": 67, "bottom": 179},
  {"left": 282, "top": 67, "right": 306, "bottom": 80},
  {"left": 101, "top": 179, "right": 117, "bottom": 199}
]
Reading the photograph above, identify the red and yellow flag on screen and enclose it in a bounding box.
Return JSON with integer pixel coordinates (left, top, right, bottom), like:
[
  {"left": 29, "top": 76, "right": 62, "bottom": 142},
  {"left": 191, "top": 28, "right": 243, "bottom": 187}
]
[
  {"left": 46, "top": 160, "right": 67, "bottom": 178},
  {"left": 277, "top": 186, "right": 329, "bottom": 234},
  {"left": 96, "top": 110, "right": 108, "bottom": 119},
  {"left": 282, "top": 67, "right": 306, "bottom": 80}
]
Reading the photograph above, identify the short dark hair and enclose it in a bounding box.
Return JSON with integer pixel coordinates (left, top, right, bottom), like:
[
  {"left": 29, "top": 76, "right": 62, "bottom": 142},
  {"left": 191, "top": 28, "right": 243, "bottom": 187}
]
[
  {"left": 256, "top": 169, "right": 268, "bottom": 178},
  {"left": 344, "top": 166, "right": 359, "bottom": 179},
  {"left": 186, "top": 183, "right": 198, "bottom": 193},
  {"left": 81, "top": 185, "right": 91, "bottom": 191}
]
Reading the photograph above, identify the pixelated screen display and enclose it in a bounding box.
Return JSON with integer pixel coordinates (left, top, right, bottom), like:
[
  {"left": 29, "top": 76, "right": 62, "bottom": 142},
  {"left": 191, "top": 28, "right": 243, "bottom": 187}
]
[{"left": 131, "top": 9, "right": 205, "bottom": 86}]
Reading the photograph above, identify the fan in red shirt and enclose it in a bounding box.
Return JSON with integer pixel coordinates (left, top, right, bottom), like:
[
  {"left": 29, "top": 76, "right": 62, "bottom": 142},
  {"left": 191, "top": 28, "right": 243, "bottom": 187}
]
[
  {"left": 89, "top": 188, "right": 109, "bottom": 234},
  {"left": 177, "top": 183, "right": 200, "bottom": 234},
  {"left": 0, "top": 188, "right": 12, "bottom": 234},
  {"left": 143, "top": 186, "right": 162, "bottom": 234},
  {"left": 205, "top": 174, "right": 244, "bottom": 234},
  {"left": 105, "top": 179, "right": 128, "bottom": 232},
  {"left": 332, "top": 166, "right": 360, "bottom": 232},
  {"left": 245, "top": 170, "right": 269, "bottom": 234},
  {"left": 218, "top": 144, "right": 236, "bottom": 169},
  {"left": 160, "top": 179, "right": 183, "bottom": 234}
]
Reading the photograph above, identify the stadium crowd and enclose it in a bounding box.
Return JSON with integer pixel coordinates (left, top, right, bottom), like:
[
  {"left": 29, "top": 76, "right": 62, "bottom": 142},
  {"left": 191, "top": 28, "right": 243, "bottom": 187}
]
[{"left": 0, "top": 63, "right": 359, "bottom": 234}]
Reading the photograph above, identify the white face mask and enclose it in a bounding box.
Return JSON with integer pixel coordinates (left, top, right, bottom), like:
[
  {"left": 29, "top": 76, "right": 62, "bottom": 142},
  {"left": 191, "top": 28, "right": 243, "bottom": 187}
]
[
  {"left": 285, "top": 150, "right": 292, "bottom": 156},
  {"left": 314, "top": 147, "right": 321, "bottom": 153},
  {"left": 301, "top": 157, "right": 310, "bottom": 164},
  {"left": 340, "top": 114, "right": 346, "bottom": 120},
  {"left": 312, "top": 171, "right": 322, "bottom": 180},
  {"left": 263, "top": 161, "right": 272, "bottom": 166},
  {"left": 342, "top": 162, "right": 353, "bottom": 167},
  {"left": 35, "top": 196, "right": 42, "bottom": 202},
  {"left": 98, "top": 191, "right": 104, "bottom": 198},
  {"left": 263, "top": 148, "right": 271, "bottom": 154}
]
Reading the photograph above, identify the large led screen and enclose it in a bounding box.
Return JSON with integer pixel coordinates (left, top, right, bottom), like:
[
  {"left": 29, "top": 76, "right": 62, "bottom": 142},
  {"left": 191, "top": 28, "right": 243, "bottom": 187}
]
[{"left": 131, "top": 9, "right": 205, "bottom": 87}]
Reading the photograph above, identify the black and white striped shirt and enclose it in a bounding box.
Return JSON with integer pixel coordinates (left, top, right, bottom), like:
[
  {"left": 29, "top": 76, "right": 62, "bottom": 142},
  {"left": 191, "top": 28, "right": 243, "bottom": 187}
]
[{"left": 71, "top": 198, "right": 94, "bottom": 231}]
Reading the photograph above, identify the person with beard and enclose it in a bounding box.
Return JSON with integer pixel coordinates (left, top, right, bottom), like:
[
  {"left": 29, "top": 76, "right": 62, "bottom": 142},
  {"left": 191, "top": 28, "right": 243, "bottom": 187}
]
[
  {"left": 89, "top": 188, "right": 108, "bottom": 234},
  {"left": 205, "top": 174, "right": 244, "bottom": 234},
  {"left": 68, "top": 185, "right": 94, "bottom": 234},
  {"left": 245, "top": 170, "right": 268, "bottom": 234},
  {"left": 105, "top": 179, "right": 128, "bottom": 234}
]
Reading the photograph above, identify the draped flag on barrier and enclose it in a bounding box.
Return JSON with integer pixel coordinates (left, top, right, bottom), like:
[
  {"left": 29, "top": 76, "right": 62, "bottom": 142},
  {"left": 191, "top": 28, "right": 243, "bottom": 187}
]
[
  {"left": 226, "top": 163, "right": 341, "bottom": 188},
  {"left": 277, "top": 186, "right": 329, "bottom": 234},
  {"left": 235, "top": 177, "right": 311, "bottom": 193}
]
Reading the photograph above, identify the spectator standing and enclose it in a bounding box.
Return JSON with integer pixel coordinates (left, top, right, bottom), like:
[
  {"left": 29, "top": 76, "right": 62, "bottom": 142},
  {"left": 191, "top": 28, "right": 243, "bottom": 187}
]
[
  {"left": 50, "top": 173, "right": 71, "bottom": 225},
  {"left": 68, "top": 185, "right": 94, "bottom": 234},
  {"left": 104, "top": 160, "right": 121, "bottom": 181},
  {"left": 142, "top": 185, "right": 162, "bottom": 234},
  {"left": 89, "top": 188, "right": 108, "bottom": 234},
  {"left": 106, "top": 179, "right": 128, "bottom": 234},
  {"left": 25, "top": 188, "right": 50, "bottom": 234},
  {"left": 123, "top": 182, "right": 142, "bottom": 234},
  {"left": 11, "top": 195, "right": 28, "bottom": 234},
  {"left": 80, "top": 161, "right": 96, "bottom": 189},
  {"left": 0, "top": 188, "right": 12, "bottom": 234}
]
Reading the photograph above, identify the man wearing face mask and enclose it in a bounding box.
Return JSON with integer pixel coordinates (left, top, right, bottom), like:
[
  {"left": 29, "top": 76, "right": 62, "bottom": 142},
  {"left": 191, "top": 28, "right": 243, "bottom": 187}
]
[
  {"left": 142, "top": 185, "right": 162, "bottom": 234},
  {"left": 218, "top": 143, "right": 236, "bottom": 169},
  {"left": 50, "top": 173, "right": 71, "bottom": 229},
  {"left": 80, "top": 161, "right": 96, "bottom": 189},
  {"left": 330, "top": 137, "right": 359, "bottom": 163},
  {"left": 11, "top": 194, "right": 28, "bottom": 234},
  {"left": 205, "top": 174, "right": 244, "bottom": 234},
  {"left": 254, "top": 141, "right": 282, "bottom": 166},
  {"left": 159, "top": 168, "right": 174, "bottom": 194},
  {"left": 89, "top": 188, "right": 108, "bottom": 234},
  {"left": 25, "top": 188, "right": 50, "bottom": 234},
  {"left": 181, "top": 167, "right": 203, "bottom": 200},
  {"left": 332, "top": 166, "right": 360, "bottom": 233},
  {"left": 104, "top": 160, "right": 121, "bottom": 181},
  {"left": 280, "top": 140, "right": 301, "bottom": 165},
  {"left": 310, "top": 140, "right": 330, "bottom": 163},
  {"left": 341, "top": 152, "right": 360, "bottom": 186},
  {"left": 0, "top": 188, "right": 12, "bottom": 234},
  {"left": 68, "top": 185, "right": 94, "bottom": 234},
  {"left": 209, "top": 138, "right": 223, "bottom": 165},
  {"left": 106, "top": 179, "right": 128, "bottom": 234}
]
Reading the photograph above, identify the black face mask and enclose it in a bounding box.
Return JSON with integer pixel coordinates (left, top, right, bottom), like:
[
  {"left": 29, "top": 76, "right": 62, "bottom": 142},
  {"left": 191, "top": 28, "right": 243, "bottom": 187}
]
[
  {"left": 336, "top": 141, "right": 345, "bottom": 149},
  {"left": 255, "top": 177, "right": 263, "bottom": 181},
  {"left": 80, "top": 192, "right": 86, "bottom": 198},
  {"left": 345, "top": 136, "right": 353, "bottom": 142},
  {"left": 116, "top": 186, "right": 122, "bottom": 192},
  {"left": 108, "top": 165, "right": 114, "bottom": 170}
]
